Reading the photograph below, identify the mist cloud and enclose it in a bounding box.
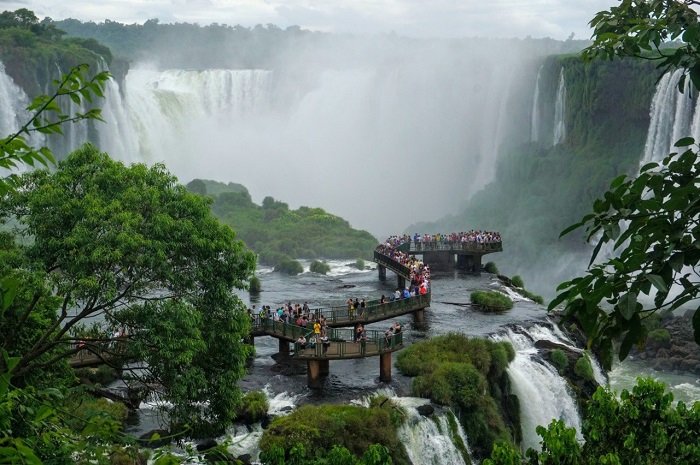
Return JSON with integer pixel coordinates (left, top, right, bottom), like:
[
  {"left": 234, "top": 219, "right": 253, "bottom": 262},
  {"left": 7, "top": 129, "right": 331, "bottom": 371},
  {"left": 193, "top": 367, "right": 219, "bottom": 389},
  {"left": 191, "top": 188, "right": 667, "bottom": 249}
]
[{"left": 8, "top": 0, "right": 614, "bottom": 40}]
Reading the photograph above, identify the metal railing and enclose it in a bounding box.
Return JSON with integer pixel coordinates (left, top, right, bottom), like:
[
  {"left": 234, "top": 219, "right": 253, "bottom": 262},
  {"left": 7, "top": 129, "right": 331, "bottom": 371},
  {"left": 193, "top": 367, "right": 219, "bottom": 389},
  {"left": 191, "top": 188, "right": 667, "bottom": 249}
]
[
  {"left": 250, "top": 292, "right": 430, "bottom": 335},
  {"left": 409, "top": 240, "right": 503, "bottom": 253},
  {"left": 373, "top": 250, "right": 411, "bottom": 279},
  {"left": 292, "top": 328, "right": 404, "bottom": 358}
]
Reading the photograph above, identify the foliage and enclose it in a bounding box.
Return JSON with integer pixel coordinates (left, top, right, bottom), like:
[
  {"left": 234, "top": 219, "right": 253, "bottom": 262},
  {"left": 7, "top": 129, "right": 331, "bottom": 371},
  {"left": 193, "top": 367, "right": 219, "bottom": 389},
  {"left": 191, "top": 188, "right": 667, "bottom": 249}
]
[
  {"left": 548, "top": 0, "right": 700, "bottom": 370},
  {"left": 550, "top": 141, "right": 700, "bottom": 369},
  {"left": 259, "top": 404, "right": 410, "bottom": 465},
  {"left": 551, "top": 349, "right": 569, "bottom": 374},
  {"left": 236, "top": 390, "right": 269, "bottom": 424},
  {"left": 511, "top": 275, "right": 524, "bottom": 288},
  {"left": 249, "top": 275, "right": 262, "bottom": 293},
  {"left": 310, "top": 260, "right": 331, "bottom": 275},
  {"left": 207, "top": 186, "right": 378, "bottom": 264},
  {"left": 485, "top": 377, "right": 700, "bottom": 464},
  {"left": 0, "top": 63, "right": 109, "bottom": 195},
  {"left": 275, "top": 257, "right": 304, "bottom": 275},
  {"left": 355, "top": 258, "right": 366, "bottom": 270},
  {"left": 396, "top": 333, "right": 516, "bottom": 459},
  {"left": 573, "top": 355, "right": 595, "bottom": 382},
  {"left": 648, "top": 327, "right": 671, "bottom": 343},
  {"left": 0, "top": 144, "right": 257, "bottom": 435},
  {"left": 484, "top": 262, "right": 499, "bottom": 274},
  {"left": 471, "top": 291, "right": 514, "bottom": 312}
]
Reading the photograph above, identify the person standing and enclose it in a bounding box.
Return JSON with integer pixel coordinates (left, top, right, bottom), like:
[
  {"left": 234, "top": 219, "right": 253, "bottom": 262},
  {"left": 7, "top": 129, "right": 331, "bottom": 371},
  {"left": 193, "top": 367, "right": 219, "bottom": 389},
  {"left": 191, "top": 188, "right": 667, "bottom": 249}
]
[{"left": 321, "top": 331, "right": 330, "bottom": 356}]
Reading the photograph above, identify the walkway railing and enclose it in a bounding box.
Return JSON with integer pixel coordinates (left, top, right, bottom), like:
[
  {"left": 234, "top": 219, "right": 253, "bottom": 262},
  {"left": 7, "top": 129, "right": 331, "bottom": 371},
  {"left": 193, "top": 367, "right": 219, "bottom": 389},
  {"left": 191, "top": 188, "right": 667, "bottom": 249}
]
[
  {"left": 373, "top": 250, "right": 411, "bottom": 279},
  {"left": 292, "top": 328, "right": 403, "bottom": 359},
  {"left": 409, "top": 241, "right": 503, "bottom": 253},
  {"left": 250, "top": 292, "right": 430, "bottom": 337}
]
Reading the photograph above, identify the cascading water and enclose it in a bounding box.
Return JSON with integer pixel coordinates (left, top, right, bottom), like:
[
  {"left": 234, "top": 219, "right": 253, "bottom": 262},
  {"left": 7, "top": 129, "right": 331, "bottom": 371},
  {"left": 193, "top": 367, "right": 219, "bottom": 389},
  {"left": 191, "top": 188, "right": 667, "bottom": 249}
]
[
  {"left": 495, "top": 324, "right": 583, "bottom": 452},
  {"left": 552, "top": 68, "right": 566, "bottom": 145},
  {"left": 531, "top": 66, "right": 542, "bottom": 143},
  {"left": 395, "top": 398, "right": 472, "bottom": 465},
  {"left": 643, "top": 68, "right": 699, "bottom": 166}
]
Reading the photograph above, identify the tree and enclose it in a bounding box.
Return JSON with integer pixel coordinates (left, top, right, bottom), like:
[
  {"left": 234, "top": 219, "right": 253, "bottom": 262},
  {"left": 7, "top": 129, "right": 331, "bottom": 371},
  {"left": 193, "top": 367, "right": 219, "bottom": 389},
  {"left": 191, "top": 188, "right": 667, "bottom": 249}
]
[
  {"left": 550, "top": 0, "right": 700, "bottom": 369},
  {"left": 484, "top": 378, "right": 700, "bottom": 464},
  {"left": 1, "top": 144, "right": 257, "bottom": 434}
]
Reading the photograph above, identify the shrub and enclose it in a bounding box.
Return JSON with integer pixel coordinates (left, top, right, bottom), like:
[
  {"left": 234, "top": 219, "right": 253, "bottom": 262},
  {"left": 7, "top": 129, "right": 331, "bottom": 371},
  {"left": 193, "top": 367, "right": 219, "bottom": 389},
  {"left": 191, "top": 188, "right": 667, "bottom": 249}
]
[
  {"left": 237, "top": 391, "right": 269, "bottom": 424},
  {"left": 309, "top": 260, "right": 331, "bottom": 275},
  {"left": 249, "top": 275, "right": 262, "bottom": 293},
  {"left": 574, "top": 355, "right": 595, "bottom": 382},
  {"left": 355, "top": 258, "right": 365, "bottom": 270},
  {"left": 274, "top": 257, "right": 304, "bottom": 275},
  {"left": 511, "top": 275, "right": 524, "bottom": 288},
  {"left": 471, "top": 291, "right": 513, "bottom": 311},
  {"left": 551, "top": 349, "right": 569, "bottom": 374},
  {"left": 95, "top": 365, "right": 119, "bottom": 386},
  {"left": 648, "top": 328, "right": 671, "bottom": 343},
  {"left": 484, "top": 262, "right": 499, "bottom": 274}
]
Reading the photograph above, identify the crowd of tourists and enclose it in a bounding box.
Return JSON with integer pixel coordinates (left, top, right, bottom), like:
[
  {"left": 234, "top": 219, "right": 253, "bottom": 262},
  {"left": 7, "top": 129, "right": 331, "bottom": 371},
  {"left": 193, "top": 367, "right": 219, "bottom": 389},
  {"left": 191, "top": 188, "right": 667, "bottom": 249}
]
[
  {"left": 412, "top": 230, "right": 502, "bottom": 249},
  {"left": 376, "top": 235, "right": 431, "bottom": 296}
]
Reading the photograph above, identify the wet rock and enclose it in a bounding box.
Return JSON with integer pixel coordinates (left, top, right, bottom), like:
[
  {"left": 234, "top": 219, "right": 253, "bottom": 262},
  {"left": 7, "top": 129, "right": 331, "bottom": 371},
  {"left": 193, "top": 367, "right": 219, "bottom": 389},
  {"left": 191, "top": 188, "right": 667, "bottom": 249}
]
[
  {"left": 416, "top": 404, "right": 435, "bottom": 416},
  {"left": 196, "top": 438, "right": 218, "bottom": 452},
  {"left": 138, "top": 429, "right": 171, "bottom": 448},
  {"left": 238, "top": 454, "right": 253, "bottom": 465}
]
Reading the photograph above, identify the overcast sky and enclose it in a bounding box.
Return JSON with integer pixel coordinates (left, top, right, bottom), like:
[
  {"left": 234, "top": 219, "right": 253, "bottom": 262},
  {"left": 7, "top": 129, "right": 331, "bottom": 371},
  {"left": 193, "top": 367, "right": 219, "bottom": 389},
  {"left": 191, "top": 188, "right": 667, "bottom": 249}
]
[{"left": 5, "top": 0, "right": 616, "bottom": 40}]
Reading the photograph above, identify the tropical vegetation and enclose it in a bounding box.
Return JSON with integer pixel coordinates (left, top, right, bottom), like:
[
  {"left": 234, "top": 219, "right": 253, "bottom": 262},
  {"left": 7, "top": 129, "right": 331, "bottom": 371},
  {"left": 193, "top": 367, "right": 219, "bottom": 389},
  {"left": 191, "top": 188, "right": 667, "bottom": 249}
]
[
  {"left": 187, "top": 179, "right": 378, "bottom": 267},
  {"left": 471, "top": 291, "right": 514, "bottom": 312}
]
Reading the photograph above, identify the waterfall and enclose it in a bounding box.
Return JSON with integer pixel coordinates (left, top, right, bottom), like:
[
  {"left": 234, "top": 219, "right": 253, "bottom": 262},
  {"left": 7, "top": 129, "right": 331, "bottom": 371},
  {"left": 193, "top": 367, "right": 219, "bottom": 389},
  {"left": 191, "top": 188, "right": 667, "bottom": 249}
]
[
  {"left": 552, "top": 68, "right": 566, "bottom": 145},
  {"left": 395, "top": 397, "right": 472, "bottom": 465},
  {"left": 643, "top": 68, "right": 698, "bottom": 166},
  {"left": 495, "top": 324, "right": 583, "bottom": 452},
  {"left": 531, "top": 66, "right": 542, "bottom": 142}
]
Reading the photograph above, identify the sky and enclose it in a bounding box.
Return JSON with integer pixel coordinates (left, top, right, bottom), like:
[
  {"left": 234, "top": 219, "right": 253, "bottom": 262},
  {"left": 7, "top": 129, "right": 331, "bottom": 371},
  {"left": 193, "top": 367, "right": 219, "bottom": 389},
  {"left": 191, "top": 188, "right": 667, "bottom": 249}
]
[{"left": 5, "top": 0, "right": 616, "bottom": 40}]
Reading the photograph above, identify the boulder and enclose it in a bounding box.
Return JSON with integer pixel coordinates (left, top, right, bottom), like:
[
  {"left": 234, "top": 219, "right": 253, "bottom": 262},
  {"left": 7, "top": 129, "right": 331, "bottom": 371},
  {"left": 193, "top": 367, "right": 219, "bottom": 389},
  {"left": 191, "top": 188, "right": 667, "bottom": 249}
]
[
  {"left": 416, "top": 404, "right": 435, "bottom": 416},
  {"left": 196, "top": 438, "right": 218, "bottom": 452}
]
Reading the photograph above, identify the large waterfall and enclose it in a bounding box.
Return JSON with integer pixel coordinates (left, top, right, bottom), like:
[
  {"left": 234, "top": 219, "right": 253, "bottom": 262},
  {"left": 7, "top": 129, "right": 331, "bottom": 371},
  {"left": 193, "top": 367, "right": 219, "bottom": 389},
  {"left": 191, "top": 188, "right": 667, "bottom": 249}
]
[
  {"left": 0, "top": 46, "right": 537, "bottom": 235},
  {"left": 552, "top": 68, "right": 566, "bottom": 146},
  {"left": 642, "top": 68, "right": 700, "bottom": 166}
]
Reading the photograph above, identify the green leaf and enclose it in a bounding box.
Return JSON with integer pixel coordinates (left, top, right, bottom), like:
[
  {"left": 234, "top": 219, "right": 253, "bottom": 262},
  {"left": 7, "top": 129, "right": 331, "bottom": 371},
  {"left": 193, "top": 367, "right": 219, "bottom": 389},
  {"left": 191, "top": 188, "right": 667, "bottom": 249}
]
[
  {"left": 645, "top": 274, "right": 669, "bottom": 293},
  {"left": 617, "top": 292, "right": 637, "bottom": 320},
  {"left": 674, "top": 136, "right": 695, "bottom": 147},
  {"left": 693, "top": 309, "right": 700, "bottom": 346}
]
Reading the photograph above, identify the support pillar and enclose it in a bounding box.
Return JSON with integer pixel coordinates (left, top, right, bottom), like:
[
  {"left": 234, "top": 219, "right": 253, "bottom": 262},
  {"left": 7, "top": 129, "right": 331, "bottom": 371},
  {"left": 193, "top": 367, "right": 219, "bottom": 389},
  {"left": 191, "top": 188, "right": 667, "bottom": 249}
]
[
  {"left": 474, "top": 253, "right": 483, "bottom": 272},
  {"left": 413, "top": 308, "right": 424, "bottom": 323},
  {"left": 307, "top": 360, "right": 322, "bottom": 389},
  {"left": 278, "top": 339, "right": 289, "bottom": 355},
  {"left": 319, "top": 359, "right": 330, "bottom": 376},
  {"left": 397, "top": 276, "right": 405, "bottom": 290},
  {"left": 379, "top": 352, "right": 392, "bottom": 382},
  {"left": 378, "top": 265, "right": 386, "bottom": 279}
]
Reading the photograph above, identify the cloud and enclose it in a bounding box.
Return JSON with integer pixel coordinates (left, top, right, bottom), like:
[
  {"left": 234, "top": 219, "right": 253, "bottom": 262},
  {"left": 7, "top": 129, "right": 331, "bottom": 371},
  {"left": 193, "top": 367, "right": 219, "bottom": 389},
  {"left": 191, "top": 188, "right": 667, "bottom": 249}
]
[{"left": 1, "top": 0, "right": 614, "bottom": 39}]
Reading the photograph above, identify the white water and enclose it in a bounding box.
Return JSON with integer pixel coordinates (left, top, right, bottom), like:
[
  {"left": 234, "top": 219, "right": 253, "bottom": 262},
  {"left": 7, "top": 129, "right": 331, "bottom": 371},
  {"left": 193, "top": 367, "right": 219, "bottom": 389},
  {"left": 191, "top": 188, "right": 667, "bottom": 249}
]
[
  {"left": 394, "top": 397, "right": 472, "bottom": 465},
  {"left": 642, "top": 68, "right": 700, "bottom": 166},
  {"left": 496, "top": 325, "right": 583, "bottom": 452},
  {"left": 531, "top": 66, "right": 542, "bottom": 143},
  {"left": 552, "top": 68, "right": 566, "bottom": 145}
]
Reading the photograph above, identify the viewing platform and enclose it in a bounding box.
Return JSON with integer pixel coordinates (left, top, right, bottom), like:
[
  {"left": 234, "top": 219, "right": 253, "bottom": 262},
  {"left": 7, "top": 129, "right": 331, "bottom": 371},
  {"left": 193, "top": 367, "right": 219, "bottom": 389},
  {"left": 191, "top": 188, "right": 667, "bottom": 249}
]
[
  {"left": 409, "top": 240, "right": 502, "bottom": 271},
  {"left": 249, "top": 293, "right": 428, "bottom": 387}
]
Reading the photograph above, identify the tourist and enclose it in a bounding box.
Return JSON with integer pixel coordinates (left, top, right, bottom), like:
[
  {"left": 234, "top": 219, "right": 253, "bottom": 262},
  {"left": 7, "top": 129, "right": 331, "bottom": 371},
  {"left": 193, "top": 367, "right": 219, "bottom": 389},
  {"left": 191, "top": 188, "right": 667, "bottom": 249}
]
[
  {"left": 359, "top": 298, "right": 366, "bottom": 317},
  {"left": 296, "top": 335, "right": 307, "bottom": 349},
  {"left": 321, "top": 331, "right": 330, "bottom": 355},
  {"left": 314, "top": 320, "right": 321, "bottom": 338}
]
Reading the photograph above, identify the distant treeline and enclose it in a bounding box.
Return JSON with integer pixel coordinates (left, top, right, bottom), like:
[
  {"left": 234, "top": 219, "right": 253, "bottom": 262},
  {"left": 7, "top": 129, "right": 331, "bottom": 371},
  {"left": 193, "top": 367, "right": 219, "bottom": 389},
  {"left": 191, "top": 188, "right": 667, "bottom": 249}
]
[
  {"left": 0, "top": 8, "right": 123, "bottom": 93},
  {"left": 186, "top": 179, "right": 378, "bottom": 265},
  {"left": 49, "top": 16, "right": 591, "bottom": 70}
]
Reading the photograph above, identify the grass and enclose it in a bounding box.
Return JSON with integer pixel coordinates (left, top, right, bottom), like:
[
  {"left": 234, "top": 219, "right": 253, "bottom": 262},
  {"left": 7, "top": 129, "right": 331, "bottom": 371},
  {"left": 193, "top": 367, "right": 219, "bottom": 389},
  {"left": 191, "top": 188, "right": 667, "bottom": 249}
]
[{"left": 471, "top": 291, "right": 513, "bottom": 311}]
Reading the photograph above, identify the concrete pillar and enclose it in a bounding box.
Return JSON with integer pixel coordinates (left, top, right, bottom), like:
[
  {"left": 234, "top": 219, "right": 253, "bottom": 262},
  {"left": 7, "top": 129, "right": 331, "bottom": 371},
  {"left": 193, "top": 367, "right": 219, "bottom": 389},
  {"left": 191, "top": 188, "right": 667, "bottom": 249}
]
[
  {"left": 378, "top": 264, "right": 386, "bottom": 279},
  {"left": 397, "top": 276, "right": 405, "bottom": 290},
  {"left": 456, "top": 254, "right": 469, "bottom": 269},
  {"left": 319, "top": 359, "right": 330, "bottom": 376},
  {"left": 474, "top": 253, "right": 483, "bottom": 272},
  {"left": 379, "top": 352, "right": 392, "bottom": 382},
  {"left": 278, "top": 339, "right": 290, "bottom": 354},
  {"left": 413, "top": 308, "right": 424, "bottom": 323},
  {"left": 307, "top": 360, "right": 322, "bottom": 389}
]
